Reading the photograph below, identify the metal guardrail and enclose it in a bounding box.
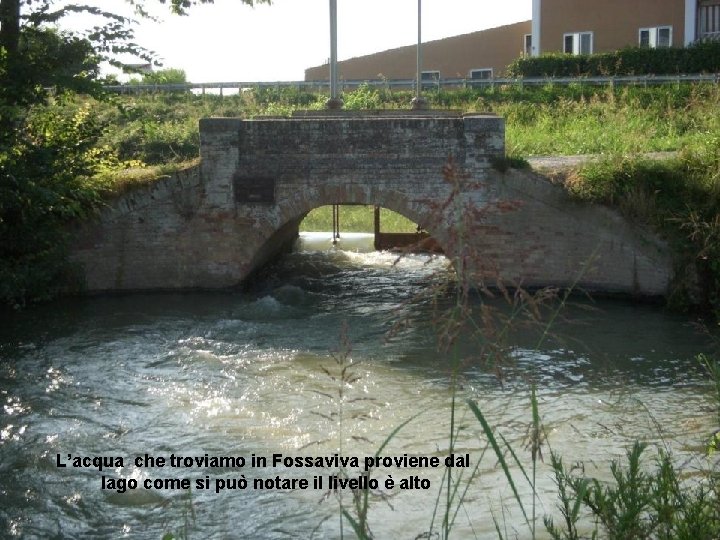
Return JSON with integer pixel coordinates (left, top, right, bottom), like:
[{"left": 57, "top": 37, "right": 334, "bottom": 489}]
[{"left": 102, "top": 73, "right": 720, "bottom": 94}]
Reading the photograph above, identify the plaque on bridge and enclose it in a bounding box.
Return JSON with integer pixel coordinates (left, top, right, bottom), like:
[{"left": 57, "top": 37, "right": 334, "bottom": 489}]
[{"left": 234, "top": 174, "right": 275, "bottom": 204}]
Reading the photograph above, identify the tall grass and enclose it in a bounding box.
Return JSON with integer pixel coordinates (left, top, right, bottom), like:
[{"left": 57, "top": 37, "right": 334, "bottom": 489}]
[
  {"left": 49, "top": 82, "right": 720, "bottom": 166},
  {"left": 544, "top": 351, "right": 720, "bottom": 540}
]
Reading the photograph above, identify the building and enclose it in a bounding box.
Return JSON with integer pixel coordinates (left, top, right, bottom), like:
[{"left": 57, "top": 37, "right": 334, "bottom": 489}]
[
  {"left": 531, "top": 0, "right": 719, "bottom": 56},
  {"left": 304, "top": 21, "right": 531, "bottom": 82},
  {"left": 305, "top": 1, "right": 719, "bottom": 82}
]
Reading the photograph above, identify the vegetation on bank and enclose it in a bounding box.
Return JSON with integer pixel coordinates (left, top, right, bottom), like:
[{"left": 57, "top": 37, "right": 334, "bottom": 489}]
[
  {"left": 77, "top": 82, "right": 720, "bottom": 163},
  {"left": 563, "top": 145, "right": 720, "bottom": 313}
]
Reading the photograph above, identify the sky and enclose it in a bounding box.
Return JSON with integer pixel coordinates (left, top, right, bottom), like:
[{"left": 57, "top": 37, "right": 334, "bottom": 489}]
[{"left": 60, "top": 0, "right": 531, "bottom": 82}]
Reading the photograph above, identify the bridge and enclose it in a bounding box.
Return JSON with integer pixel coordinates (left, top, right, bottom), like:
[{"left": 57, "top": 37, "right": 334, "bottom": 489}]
[{"left": 71, "top": 111, "right": 671, "bottom": 296}]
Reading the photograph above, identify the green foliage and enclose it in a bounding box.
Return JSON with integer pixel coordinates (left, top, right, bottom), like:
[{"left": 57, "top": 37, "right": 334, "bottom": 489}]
[
  {"left": 0, "top": 0, "right": 279, "bottom": 309},
  {"left": 161, "top": 0, "right": 270, "bottom": 16},
  {"left": 508, "top": 41, "right": 720, "bottom": 78},
  {"left": 547, "top": 352, "right": 720, "bottom": 539},
  {"left": 0, "top": 98, "right": 132, "bottom": 308},
  {"left": 342, "top": 83, "right": 388, "bottom": 110},
  {"left": 80, "top": 83, "right": 720, "bottom": 165},
  {"left": 502, "top": 84, "right": 720, "bottom": 157},
  {"left": 547, "top": 442, "right": 720, "bottom": 539},
  {"left": 250, "top": 86, "right": 323, "bottom": 107},
  {"left": 129, "top": 67, "right": 187, "bottom": 85},
  {"left": 0, "top": 27, "right": 101, "bottom": 109},
  {"left": 18, "top": 28, "right": 100, "bottom": 91},
  {"left": 545, "top": 453, "right": 588, "bottom": 540}
]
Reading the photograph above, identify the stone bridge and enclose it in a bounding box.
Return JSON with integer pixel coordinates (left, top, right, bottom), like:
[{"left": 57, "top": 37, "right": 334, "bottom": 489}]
[{"left": 71, "top": 112, "right": 672, "bottom": 296}]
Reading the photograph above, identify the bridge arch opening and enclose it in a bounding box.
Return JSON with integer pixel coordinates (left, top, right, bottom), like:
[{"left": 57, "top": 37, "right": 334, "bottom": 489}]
[
  {"left": 298, "top": 205, "right": 439, "bottom": 253},
  {"left": 244, "top": 193, "right": 454, "bottom": 282}
]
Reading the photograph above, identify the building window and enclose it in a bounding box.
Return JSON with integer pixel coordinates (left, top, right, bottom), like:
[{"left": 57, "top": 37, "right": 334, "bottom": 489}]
[
  {"left": 699, "top": 1, "right": 720, "bottom": 39},
  {"left": 563, "top": 32, "right": 593, "bottom": 55},
  {"left": 523, "top": 34, "right": 532, "bottom": 56},
  {"left": 469, "top": 68, "right": 493, "bottom": 80},
  {"left": 421, "top": 70, "right": 440, "bottom": 89},
  {"left": 468, "top": 69, "right": 493, "bottom": 87},
  {"left": 639, "top": 26, "right": 673, "bottom": 48}
]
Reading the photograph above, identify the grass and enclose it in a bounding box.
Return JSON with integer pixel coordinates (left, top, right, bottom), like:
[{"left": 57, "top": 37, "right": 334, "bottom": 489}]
[
  {"left": 53, "top": 82, "right": 720, "bottom": 167},
  {"left": 96, "top": 158, "right": 200, "bottom": 198},
  {"left": 499, "top": 84, "right": 720, "bottom": 157}
]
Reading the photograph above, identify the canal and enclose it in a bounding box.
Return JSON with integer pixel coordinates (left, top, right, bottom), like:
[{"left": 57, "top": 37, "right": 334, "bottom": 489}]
[{"left": 0, "top": 232, "right": 714, "bottom": 538}]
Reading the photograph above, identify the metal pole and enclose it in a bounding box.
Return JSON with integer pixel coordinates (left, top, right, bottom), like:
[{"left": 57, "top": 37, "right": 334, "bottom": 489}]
[
  {"left": 332, "top": 204, "right": 340, "bottom": 244},
  {"left": 416, "top": 0, "right": 421, "bottom": 100},
  {"left": 411, "top": 0, "right": 427, "bottom": 109},
  {"left": 326, "top": 0, "right": 343, "bottom": 109},
  {"left": 373, "top": 206, "right": 381, "bottom": 251},
  {"left": 332, "top": 205, "right": 336, "bottom": 244}
]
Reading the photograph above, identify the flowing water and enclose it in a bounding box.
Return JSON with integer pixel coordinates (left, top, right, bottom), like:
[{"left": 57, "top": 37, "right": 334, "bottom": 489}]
[{"left": 0, "top": 233, "right": 714, "bottom": 539}]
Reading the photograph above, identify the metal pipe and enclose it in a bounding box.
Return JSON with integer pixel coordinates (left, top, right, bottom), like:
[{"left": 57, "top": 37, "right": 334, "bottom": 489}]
[
  {"left": 416, "top": 0, "right": 422, "bottom": 99},
  {"left": 411, "top": 0, "right": 426, "bottom": 109},
  {"left": 332, "top": 204, "right": 339, "bottom": 244},
  {"left": 373, "top": 206, "right": 381, "bottom": 251}
]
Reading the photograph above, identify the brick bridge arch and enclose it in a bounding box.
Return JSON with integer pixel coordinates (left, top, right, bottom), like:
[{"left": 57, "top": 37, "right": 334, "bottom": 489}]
[
  {"left": 248, "top": 184, "right": 453, "bottom": 273},
  {"left": 71, "top": 113, "right": 672, "bottom": 296}
]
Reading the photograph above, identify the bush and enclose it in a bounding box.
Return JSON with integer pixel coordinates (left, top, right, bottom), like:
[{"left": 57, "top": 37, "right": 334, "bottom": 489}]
[
  {"left": 0, "top": 98, "right": 128, "bottom": 308},
  {"left": 508, "top": 41, "right": 720, "bottom": 78},
  {"left": 128, "top": 68, "right": 187, "bottom": 86}
]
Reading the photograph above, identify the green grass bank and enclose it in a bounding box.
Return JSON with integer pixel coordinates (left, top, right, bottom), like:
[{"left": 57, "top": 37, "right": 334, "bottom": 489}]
[{"left": 76, "top": 83, "right": 720, "bottom": 164}]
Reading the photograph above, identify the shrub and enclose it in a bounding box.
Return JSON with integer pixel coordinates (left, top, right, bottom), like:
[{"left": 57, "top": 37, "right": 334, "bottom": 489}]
[
  {"left": 0, "top": 98, "right": 130, "bottom": 308},
  {"left": 508, "top": 41, "right": 720, "bottom": 78}
]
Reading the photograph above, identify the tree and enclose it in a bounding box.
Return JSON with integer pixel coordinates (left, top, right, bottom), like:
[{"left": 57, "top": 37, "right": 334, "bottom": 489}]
[
  {"left": 0, "top": 0, "right": 272, "bottom": 308},
  {"left": 0, "top": 0, "right": 270, "bottom": 63},
  {"left": 138, "top": 67, "right": 187, "bottom": 85},
  {"left": 0, "top": 0, "right": 270, "bottom": 103}
]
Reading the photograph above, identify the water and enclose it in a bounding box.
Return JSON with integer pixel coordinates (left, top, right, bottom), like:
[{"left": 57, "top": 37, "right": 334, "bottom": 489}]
[{"left": 0, "top": 232, "right": 714, "bottom": 539}]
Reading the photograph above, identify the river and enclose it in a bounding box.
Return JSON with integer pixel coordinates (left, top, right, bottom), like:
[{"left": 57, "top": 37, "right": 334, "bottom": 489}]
[{"left": 0, "top": 232, "right": 714, "bottom": 539}]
